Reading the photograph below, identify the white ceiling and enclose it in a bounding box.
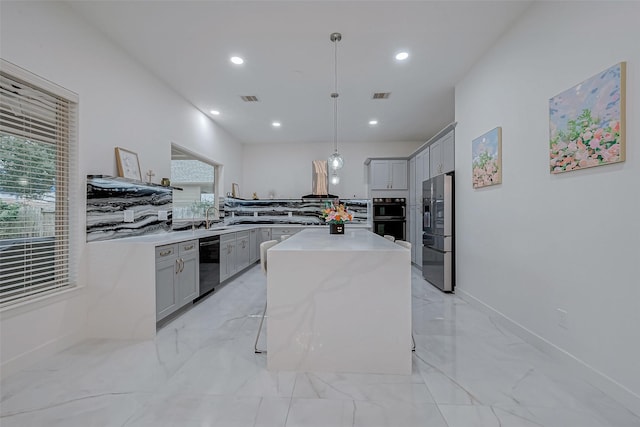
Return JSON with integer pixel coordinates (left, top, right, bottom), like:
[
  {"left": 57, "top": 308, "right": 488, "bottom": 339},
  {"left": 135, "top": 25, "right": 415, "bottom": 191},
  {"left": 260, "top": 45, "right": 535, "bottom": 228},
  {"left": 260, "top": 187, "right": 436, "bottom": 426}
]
[{"left": 66, "top": 0, "right": 532, "bottom": 145}]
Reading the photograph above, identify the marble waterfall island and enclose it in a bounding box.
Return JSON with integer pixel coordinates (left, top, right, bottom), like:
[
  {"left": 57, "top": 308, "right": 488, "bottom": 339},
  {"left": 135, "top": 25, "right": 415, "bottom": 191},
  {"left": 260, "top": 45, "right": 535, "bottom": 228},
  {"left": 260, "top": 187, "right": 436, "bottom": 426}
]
[{"left": 267, "top": 229, "right": 412, "bottom": 375}]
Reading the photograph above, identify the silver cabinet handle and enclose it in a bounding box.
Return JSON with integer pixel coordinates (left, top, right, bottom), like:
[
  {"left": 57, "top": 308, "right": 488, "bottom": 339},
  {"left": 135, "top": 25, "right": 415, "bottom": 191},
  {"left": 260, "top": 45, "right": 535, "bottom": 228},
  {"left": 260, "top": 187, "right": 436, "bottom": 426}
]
[
  {"left": 180, "top": 258, "right": 185, "bottom": 273},
  {"left": 159, "top": 249, "right": 172, "bottom": 257},
  {"left": 183, "top": 244, "right": 194, "bottom": 251},
  {"left": 175, "top": 259, "right": 180, "bottom": 274}
]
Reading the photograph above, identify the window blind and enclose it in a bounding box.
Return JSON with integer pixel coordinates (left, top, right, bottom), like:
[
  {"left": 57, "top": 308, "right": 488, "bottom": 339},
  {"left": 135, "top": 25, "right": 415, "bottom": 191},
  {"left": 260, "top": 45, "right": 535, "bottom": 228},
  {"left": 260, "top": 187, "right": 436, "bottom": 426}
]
[{"left": 0, "top": 60, "right": 78, "bottom": 308}]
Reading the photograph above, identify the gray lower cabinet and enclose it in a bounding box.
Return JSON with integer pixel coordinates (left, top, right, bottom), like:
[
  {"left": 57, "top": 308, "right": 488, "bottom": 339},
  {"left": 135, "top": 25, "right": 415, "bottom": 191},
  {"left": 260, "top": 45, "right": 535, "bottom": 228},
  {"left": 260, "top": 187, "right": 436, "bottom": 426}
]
[
  {"left": 249, "top": 229, "right": 258, "bottom": 263},
  {"left": 176, "top": 240, "right": 198, "bottom": 305},
  {"left": 220, "top": 229, "right": 265, "bottom": 283},
  {"left": 260, "top": 228, "right": 272, "bottom": 243},
  {"left": 271, "top": 227, "right": 302, "bottom": 241},
  {"left": 155, "top": 239, "right": 199, "bottom": 322},
  {"left": 236, "top": 231, "right": 251, "bottom": 271},
  {"left": 220, "top": 233, "right": 237, "bottom": 282}
]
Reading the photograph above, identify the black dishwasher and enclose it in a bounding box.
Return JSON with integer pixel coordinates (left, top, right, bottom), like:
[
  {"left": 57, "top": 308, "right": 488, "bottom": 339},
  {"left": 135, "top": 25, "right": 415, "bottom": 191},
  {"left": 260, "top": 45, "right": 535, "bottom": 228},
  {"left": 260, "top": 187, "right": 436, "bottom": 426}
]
[{"left": 198, "top": 236, "right": 220, "bottom": 299}]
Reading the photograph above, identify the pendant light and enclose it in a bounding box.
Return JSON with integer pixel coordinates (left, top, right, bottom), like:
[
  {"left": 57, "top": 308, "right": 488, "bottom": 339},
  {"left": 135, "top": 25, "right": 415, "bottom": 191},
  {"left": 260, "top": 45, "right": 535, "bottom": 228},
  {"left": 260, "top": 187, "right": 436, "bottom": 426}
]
[
  {"left": 330, "top": 171, "right": 340, "bottom": 185},
  {"left": 328, "top": 32, "right": 344, "bottom": 176}
]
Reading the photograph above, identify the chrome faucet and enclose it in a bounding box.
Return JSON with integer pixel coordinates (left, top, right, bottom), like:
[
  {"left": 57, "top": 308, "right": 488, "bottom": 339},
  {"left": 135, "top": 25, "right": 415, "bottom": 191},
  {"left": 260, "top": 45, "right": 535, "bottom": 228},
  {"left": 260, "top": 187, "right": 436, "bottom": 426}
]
[{"left": 205, "top": 206, "right": 219, "bottom": 229}]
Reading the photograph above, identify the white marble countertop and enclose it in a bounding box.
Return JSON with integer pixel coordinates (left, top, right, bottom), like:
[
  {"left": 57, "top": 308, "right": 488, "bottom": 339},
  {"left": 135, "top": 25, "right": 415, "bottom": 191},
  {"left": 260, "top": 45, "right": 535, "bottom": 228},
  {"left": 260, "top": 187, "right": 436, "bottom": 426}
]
[
  {"left": 273, "top": 228, "right": 404, "bottom": 252},
  {"left": 88, "top": 223, "right": 372, "bottom": 246}
]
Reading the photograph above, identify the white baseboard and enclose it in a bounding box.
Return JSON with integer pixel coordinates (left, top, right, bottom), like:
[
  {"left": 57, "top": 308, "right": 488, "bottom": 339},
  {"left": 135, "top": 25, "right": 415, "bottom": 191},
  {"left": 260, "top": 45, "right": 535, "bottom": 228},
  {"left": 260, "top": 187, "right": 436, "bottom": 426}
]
[
  {"left": 0, "top": 330, "right": 84, "bottom": 381},
  {"left": 457, "top": 288, "right": 640, "bottom": 418}
]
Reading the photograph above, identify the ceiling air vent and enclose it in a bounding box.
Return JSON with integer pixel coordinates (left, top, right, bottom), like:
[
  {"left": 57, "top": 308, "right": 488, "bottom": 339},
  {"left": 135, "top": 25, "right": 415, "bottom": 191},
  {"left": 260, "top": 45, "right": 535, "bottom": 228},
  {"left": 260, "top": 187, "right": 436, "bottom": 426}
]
[
  {"left": 372, "top": 92, "right": 391, "bottom": 99},
  {"left": 240, "top": 95, "right": 259, "bottom": 102}
]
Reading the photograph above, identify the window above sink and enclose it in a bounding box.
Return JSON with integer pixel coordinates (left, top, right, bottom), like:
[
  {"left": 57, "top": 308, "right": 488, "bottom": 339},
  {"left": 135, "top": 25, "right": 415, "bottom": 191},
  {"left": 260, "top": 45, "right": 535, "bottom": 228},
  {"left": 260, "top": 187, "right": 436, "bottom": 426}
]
[{"left": 171, "top": 144, "right": 221, "bottom": 230}]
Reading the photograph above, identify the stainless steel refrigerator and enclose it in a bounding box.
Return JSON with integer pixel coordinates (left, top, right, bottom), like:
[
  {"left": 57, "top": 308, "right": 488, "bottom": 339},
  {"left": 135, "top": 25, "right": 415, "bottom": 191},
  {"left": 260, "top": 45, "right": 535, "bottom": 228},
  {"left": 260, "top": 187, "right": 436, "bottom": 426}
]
[{"left": 422, "top": 173, "right": 454, "bottom": 292}]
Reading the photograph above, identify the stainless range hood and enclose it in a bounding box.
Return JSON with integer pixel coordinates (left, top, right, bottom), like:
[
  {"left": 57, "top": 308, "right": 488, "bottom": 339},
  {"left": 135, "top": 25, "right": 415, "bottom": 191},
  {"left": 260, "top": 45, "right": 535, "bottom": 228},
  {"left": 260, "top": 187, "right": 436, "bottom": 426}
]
[{"left": 302, "top": 160, "right": 337, "bottom": 199}]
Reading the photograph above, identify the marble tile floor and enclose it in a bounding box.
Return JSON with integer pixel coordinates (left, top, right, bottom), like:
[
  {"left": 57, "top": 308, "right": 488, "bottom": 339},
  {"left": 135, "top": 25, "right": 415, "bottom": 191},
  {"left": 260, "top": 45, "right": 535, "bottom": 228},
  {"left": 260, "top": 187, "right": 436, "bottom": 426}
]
[{"left": 1, "top": 265, "right": 639, "bottom": 427}]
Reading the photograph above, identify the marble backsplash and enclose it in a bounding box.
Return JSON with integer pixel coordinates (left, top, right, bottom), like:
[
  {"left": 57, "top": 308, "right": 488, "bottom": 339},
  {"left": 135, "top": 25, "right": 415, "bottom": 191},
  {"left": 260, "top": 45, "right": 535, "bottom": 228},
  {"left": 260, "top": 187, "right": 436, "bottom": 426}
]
[
  {"left": 86, "top": 175, "right": 173, "bottom": 242},
  {"left": 223, "top": 197, "right": 371, "bottom": 225},
  {"left": 87, "top": 177, "right": 372, "bottom": 242}
]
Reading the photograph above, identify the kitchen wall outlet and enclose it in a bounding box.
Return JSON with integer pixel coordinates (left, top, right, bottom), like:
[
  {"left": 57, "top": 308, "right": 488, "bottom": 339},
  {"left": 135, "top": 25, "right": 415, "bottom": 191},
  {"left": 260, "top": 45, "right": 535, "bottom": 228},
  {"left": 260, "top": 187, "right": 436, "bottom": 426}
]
[
  {"left": 158, "top": 210, "right": 168, "bottom": 220},
  {"left": 123, "top": 210, "right": 135, "bottom": 223},
  {"left": 288, "top": 212, "right": 293, "bottom": 217},
  {"left": 254, "top": 212, "right": 258, "bottom": 217},
  {"left": 557, "top": 308, "right": 568, "bottom": 329}
]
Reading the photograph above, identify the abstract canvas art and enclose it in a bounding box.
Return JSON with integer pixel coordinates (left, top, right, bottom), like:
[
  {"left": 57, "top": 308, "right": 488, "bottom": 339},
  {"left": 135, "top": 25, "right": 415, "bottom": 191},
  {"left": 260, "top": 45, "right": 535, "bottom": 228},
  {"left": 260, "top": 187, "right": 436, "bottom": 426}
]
[
  {"left": 549, "top": 62, "right": 626, "bottom": 174},
  {"left": 472, "top": 127, "right": 502, "bottom": 189}
]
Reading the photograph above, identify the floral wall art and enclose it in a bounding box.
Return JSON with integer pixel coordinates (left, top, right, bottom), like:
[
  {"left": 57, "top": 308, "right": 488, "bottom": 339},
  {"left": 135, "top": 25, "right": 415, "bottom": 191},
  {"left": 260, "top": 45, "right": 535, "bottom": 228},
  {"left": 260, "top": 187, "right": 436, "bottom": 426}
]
[
  {"left": 549, "top": 62, "right": 626, "bottom": 174},
  {"left": 472, "top": 127, "right": 502, "bottom": 189}
]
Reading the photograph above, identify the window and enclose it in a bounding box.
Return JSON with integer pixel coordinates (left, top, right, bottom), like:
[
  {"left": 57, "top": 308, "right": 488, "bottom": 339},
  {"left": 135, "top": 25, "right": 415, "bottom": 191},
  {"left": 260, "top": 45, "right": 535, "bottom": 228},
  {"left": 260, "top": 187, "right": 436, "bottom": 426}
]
[
  {"left": 0, "top": 60, "right": 78, "bottom": 308},
  {"left": 170, "top": 144, "right": 220, "bottom": 226}
]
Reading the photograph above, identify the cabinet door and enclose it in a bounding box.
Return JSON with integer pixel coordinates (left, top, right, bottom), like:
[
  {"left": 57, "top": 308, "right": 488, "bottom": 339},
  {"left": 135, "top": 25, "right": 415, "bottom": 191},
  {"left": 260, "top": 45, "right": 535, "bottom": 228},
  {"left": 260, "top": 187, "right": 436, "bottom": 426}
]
[
  {"left": 416, "top": 207, "right": 422, "bottom": 265},
  {"left": 421, "top": 149, "right": 430, "bottom": 182},
  {"left": 228, "top": 239, "right": 238, "bottom": 276},
  {"left": 442, "top": 133, "right": 455, "bottom": 173},
  {"left": 409, "top": 208, "right": 416, "bottom": 264},
  {"left": 415, "top": 152, "right": 423, "bottom": 204},
  {"left": 370, "top": 160, "right": 390, "bottom": 189},
  {"left": 260, "top": 228, "right": 272, "bottom": 242},
  {"left": 249, "top": 229, "right": 258, "bottom": 263},
  {"left": 236, "top": 232, "right": 251, "bottom": 271},
  {"left": 408, "top": 157, "right": 416, "bottom": 206},
  {"left": 177, "top": 253, "right": 198, "bottom": 305},
  {"left": 220, "top": 234, "right": 236, "bottom": 282},
  {"left": 430, "top": 140, "right": 443, "bottom": 177},
  {"left": 389, "top": 160, "right": 407, "bottom": 189},
  {"left": 156, "top": 257, "right": 178, "bottom": 320}
]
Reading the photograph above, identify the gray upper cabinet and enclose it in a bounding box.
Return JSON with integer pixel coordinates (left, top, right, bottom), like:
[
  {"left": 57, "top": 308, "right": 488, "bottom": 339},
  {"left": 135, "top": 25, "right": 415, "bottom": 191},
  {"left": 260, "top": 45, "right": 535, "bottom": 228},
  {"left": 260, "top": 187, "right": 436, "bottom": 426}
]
[
  {"left": 430, "top": 132, "right": 454, "bottom": 177},
  {"left": 370, "top": 159, "right": 408, "bottom": 190}
]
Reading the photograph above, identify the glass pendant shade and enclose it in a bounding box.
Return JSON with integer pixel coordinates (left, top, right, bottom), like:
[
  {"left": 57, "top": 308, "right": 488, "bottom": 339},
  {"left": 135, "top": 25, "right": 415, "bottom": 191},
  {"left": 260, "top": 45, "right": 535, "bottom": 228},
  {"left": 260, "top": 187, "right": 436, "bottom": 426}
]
[
  {"left": 330, "top": 172, "right": 340, "bottom": 185},
  {"left": 328, "top": 152, "right": 344, "bottom": 170}
]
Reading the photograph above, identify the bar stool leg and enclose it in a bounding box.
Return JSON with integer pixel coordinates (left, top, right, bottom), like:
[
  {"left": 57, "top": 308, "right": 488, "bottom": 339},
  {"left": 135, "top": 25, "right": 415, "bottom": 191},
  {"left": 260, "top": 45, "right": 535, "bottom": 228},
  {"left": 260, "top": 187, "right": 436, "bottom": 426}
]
[{"left": 254, "top": 301, "right": 268, "bottom": 354}]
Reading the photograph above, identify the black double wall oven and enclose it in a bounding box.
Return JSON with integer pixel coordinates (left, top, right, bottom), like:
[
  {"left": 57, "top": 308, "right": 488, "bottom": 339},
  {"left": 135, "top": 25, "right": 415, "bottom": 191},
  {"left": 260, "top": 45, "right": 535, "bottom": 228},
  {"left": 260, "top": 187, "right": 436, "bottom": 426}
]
[{"left": 372, "top": 198, "right": 406, "bottom": 241}]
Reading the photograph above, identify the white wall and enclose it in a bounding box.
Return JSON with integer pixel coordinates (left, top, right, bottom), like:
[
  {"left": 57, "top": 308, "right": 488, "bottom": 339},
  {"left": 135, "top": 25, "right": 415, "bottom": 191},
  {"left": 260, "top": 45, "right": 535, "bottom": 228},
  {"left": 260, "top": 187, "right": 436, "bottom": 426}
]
[
  {"left": 455, "top": 1, "right": 640, "bottom": 414},
  {"left": 0, "top": 1, "right": 244, "bottom": 377},
  {"left": 243, "top": 141, "right": 422, "bottom": 199}
]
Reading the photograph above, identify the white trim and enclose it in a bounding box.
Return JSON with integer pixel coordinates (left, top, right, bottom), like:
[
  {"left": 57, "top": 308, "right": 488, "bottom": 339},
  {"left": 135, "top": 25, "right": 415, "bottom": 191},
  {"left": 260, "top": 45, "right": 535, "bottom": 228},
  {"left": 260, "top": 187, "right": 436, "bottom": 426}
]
[
  {"left": 0, "top": 58, "right": 78, "bottom": 102},
  {"left": 457, "top": 288, "right": 640, "bottom": 418}
]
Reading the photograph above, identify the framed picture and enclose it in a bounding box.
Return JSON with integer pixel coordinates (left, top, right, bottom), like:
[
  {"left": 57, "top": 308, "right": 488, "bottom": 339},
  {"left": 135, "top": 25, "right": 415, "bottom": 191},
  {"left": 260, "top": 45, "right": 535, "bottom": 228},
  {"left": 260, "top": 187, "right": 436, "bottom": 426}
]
[
  {"left": 549, "top": 62, "right": 626, "bottom": 174},
  {"left": 472, "top": 127, "right": 502, "bottom": 189},
  {"left": 115, "top": 147, "right": 142, "bottom": 180}
]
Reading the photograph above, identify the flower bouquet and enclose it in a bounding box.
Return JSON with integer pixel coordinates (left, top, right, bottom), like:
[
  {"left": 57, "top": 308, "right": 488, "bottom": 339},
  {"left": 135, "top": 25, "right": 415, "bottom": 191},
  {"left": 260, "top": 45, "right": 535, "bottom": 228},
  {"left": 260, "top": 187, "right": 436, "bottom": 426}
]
[{"left": 322, "top": 202, "right": 353, "bottom": 234}]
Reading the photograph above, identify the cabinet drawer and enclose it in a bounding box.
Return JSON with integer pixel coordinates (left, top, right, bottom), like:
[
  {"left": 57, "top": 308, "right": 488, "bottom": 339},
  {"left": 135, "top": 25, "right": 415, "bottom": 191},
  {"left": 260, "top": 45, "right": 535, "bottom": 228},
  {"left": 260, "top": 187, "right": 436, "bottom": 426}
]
[
  {"left": 273, "top": 227, "right": 300, "bottom": 235},
  {"left": 221, "top": 232, "right": 236, "bottom": 244},
  {"left": 178, "top": 239, "right": 198, "bottom": 256},
  {"left": 236, "top": 231, "right": 250, "bottom": 241},
  {"left": 155, "top": 244, "right": 176, "bottom": 260}
]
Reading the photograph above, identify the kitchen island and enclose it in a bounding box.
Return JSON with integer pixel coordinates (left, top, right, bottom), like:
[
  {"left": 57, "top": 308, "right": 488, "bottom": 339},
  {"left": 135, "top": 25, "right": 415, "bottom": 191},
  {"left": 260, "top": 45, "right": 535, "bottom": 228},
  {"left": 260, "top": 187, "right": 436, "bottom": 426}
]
[{"left": 267, "top": 228, "right": 412, "bottom": 374}]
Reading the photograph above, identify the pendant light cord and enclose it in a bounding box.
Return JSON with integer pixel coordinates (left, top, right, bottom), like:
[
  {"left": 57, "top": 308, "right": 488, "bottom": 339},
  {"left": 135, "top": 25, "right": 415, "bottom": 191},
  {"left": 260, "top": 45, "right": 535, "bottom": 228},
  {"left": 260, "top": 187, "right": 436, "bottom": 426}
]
[{"left": 331, "top": 32, "right": 340, "bottom": 154}]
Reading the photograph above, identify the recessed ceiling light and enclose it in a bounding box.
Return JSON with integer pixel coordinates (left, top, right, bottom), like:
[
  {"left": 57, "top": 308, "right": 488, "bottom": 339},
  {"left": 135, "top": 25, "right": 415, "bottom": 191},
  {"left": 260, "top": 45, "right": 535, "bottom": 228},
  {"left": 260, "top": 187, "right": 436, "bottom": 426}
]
[
  {"left": 395, "top": 52, "right": 409, "bottom": 61},
  {"left": 210, "top": 110, "right": 220, "bottom": 115},
  {"left": 230, "top": 56, "right": 244, "bottom": 65},
  {"left": 369, "top": 120, "right": 378, "bottom": 125},
  {"left": 272, "top": 121, "right": 281, "bottom": 127}
]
